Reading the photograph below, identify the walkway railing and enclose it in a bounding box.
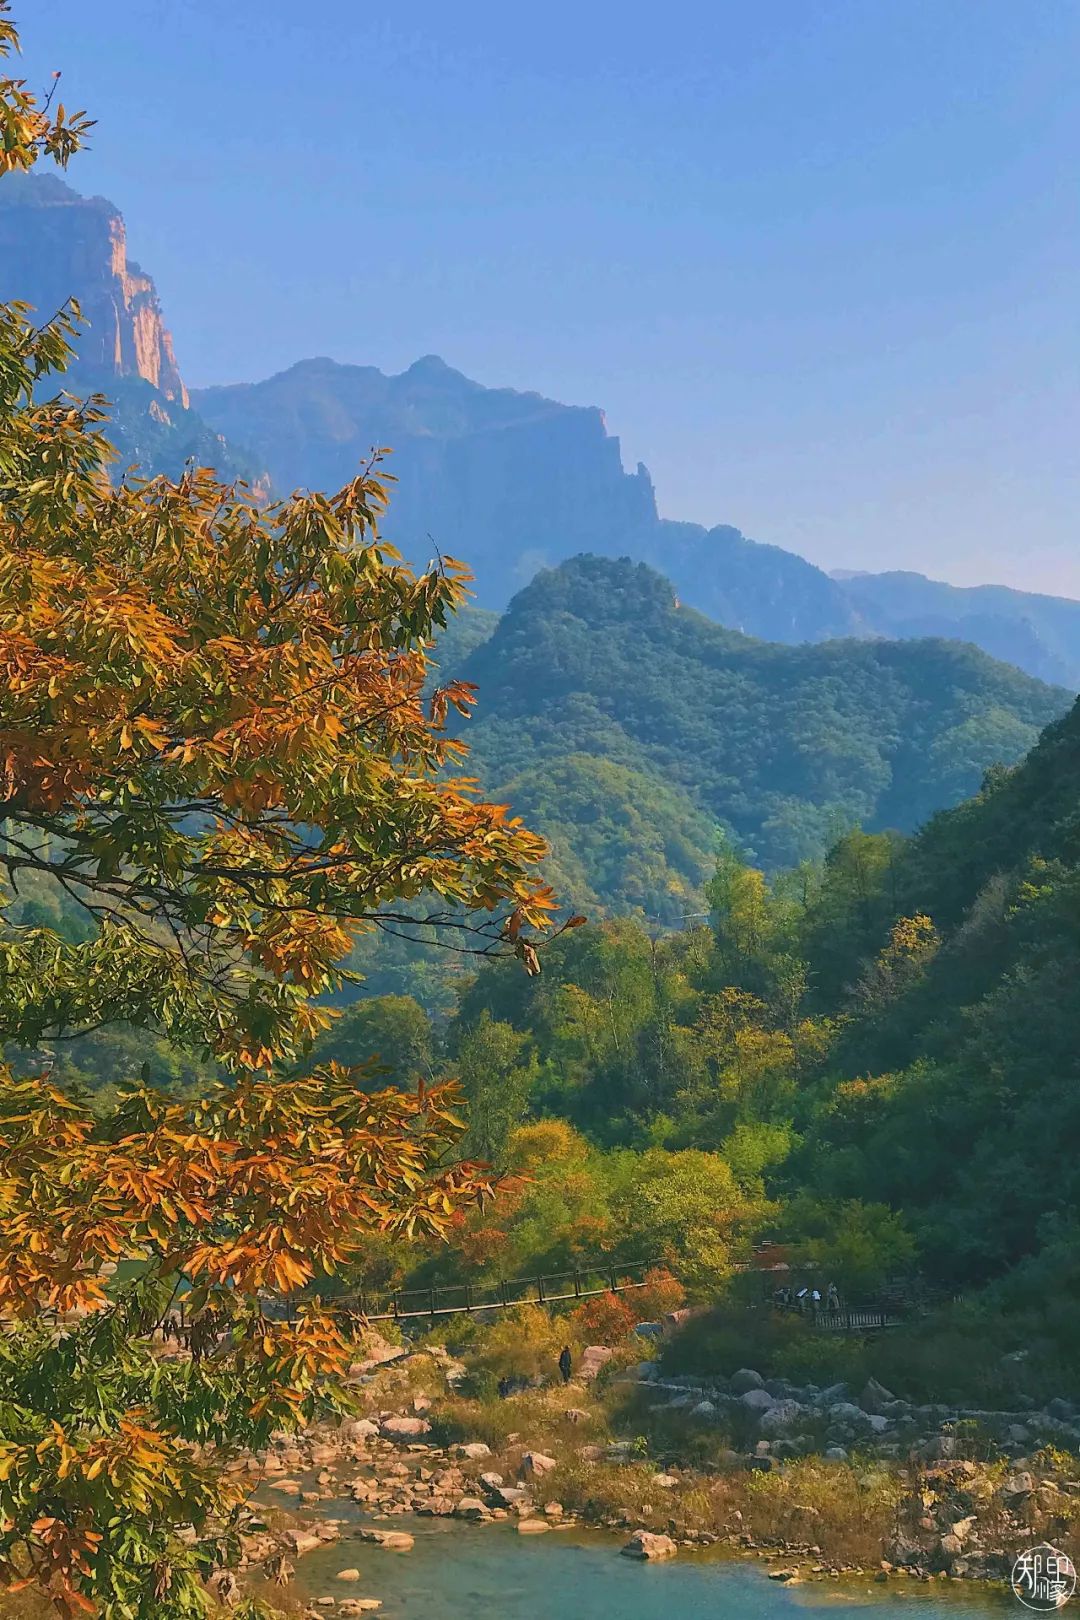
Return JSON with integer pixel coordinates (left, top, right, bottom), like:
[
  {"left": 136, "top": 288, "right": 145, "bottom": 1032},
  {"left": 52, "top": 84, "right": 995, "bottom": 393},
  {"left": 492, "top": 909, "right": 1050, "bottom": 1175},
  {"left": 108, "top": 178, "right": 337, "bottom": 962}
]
[
  {"left": 334, "top": 1257, "right": 663, "bottom": 1323},
  {"left": 773, "top": 1302, "right": 902, "bottom": 1332},
  {"left": 813, "top": 1305, "right": 902, "bottom": 1332}
]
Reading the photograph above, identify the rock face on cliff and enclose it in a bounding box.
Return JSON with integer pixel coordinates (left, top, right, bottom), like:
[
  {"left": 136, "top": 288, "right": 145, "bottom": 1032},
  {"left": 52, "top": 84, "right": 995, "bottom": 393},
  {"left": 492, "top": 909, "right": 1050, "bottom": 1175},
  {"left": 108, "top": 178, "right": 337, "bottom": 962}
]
[
  {"left": 4, "top": 173, "right": 1078, "bottom": 681},
  {"left": 0, "top": 172, "right": 186, "bottom": 404},
  {"left": 195, "top": 355, "right": 660, "bottom": 605},
  {"left": 194, "top": 356, "right": 867, "bottom": 634},
  {"left": 0, "top": 173, "right": 258, "bottom": 483}
]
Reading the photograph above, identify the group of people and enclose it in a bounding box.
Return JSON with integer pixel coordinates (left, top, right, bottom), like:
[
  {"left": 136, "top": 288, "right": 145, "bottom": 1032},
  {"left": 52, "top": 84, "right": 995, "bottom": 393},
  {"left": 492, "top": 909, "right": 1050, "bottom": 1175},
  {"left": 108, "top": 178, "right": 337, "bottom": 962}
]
[{"left": 773, "top": 1281, "right": 841, "bottom": 1315}]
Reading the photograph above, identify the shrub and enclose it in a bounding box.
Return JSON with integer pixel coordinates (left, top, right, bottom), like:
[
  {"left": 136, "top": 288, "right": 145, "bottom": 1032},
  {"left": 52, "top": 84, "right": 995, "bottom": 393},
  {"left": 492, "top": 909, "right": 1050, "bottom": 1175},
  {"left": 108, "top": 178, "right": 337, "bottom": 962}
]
[
  {"left": 571, "top": 1290, "right": 637, "bottom": 1344},
  {"left": 466, "top": 1303, "right": 572, "bottom": 1381}
]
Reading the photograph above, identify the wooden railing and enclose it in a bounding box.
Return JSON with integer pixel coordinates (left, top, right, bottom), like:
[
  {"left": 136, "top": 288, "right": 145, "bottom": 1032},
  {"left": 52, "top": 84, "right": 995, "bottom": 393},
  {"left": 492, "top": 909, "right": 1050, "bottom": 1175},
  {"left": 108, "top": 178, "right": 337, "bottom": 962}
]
[
  {"left": 812, "top": 1306, "right": 902, "bottom": 1332},
  {"left": 332, "top": 1257, "right": 663, "bottom": 1323}
]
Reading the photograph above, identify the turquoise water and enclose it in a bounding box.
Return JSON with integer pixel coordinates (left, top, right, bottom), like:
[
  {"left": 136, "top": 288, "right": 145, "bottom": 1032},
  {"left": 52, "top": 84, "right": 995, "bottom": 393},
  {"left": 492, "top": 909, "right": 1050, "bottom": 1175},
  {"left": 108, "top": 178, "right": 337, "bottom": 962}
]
[{"left": 291, "top": 1512, "right": 1011, "bottom": 1619}]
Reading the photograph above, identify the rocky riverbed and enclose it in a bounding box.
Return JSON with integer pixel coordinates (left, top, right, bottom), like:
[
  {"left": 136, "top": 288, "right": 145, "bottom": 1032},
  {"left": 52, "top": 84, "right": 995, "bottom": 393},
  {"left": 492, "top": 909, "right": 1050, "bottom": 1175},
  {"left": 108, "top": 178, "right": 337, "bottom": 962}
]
[{"left": 213, "top": 1332, "right": 1079, "bottom": 1616}]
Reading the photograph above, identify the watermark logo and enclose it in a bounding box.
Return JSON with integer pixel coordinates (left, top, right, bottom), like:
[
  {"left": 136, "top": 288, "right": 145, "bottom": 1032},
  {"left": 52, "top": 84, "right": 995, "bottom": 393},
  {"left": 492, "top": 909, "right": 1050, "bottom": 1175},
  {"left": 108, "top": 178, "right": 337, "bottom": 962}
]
[{"left": 1011, "top": 1543, "right": 1077, "bottom": 1611}]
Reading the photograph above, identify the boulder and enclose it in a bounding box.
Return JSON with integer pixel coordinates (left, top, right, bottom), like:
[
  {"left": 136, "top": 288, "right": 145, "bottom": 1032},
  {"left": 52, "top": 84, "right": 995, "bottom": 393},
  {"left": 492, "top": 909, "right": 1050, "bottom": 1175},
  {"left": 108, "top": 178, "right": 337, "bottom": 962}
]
[
  {"left": 517, "top": 1519, "right": 551, "bottom": 1534},
  {"left": 730, "top": 1368, "right": 765, "bottom": 1393},
  {"left": 283, "top": 1531, "right": 323, "bottom": 1558},
  {"left": 457, "top": 1442, "right": 491, "bottom": 1460},
  {"left": 760, "top": 1400, "right": 806, "bottom": 1435},
  {"left": 628, "top": 1362, "right": 660, "bottom": 1381},
  {"left": 379, "top": 1415, "right": 430, "bottom": 1440},
  {"left": 621, "top": 1530, "right": 677, "bottom": 1561},
  {"left": 353, "top": 1529, "right": 415, "bottom": 1550},
  {"left": 860, "top": 1377, "right": 897, "bottom": 1413},
  {"left": 690, "top": 1399, "right": 717, "bottom": 1419},
  {"left": 824, "top": 1446, "right": 849, "bottom": 1461},
  {"left": 634, "top": 1321, "right": 663, "bottom": 1340},
  {"left": 342, "top": 1418, "right": 380, "bottom": 1441},
  {"left": 740, "top": 1388, "right": 775, "bottom": 1412},
  {"left": 522, "top": 1451, "right": 558, "bottom": 1478},
  {"left": 454, "top": 1497, "right": 492, "bottom": 1520},
  {"left": 826, "top": 1401, "right": 871, "bottom": 1427},
  {"left": 335, "top": 1569, "right": 361, "bottom": 1582},
  {"left": 915, "top": 1435, "right": 957, "bottom": 1461},
  {"left": 578, "top": 1345, "right": 614, "bottom": 1382},
  {"left": 818, "top": 1382, "right": 850, "bottom": 1404},
  {"left": 1001, "top": 1471, "right": 1035, "bottom": 1502},
  {"left": 487, "top": 1485, "right": 529, "bottom": 1508}
]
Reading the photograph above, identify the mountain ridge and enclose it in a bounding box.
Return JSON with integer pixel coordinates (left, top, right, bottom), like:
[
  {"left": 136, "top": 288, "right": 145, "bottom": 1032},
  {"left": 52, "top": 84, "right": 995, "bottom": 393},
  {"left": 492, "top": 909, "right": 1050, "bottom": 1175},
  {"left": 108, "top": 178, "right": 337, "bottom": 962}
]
[
  {"left": 448, "top": 554, "right": 1071, "bottom": 912},
  {"left": 3, "top": 173, "right": 1079, "bottom": 686}
]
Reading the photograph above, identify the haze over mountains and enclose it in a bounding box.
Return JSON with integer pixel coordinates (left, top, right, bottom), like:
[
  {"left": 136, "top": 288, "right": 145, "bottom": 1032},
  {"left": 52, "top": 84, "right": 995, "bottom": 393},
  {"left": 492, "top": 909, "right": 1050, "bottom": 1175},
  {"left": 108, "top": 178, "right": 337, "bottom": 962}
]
[{"left": 4, "top": 172, "right": 1080, "bottom": 694}]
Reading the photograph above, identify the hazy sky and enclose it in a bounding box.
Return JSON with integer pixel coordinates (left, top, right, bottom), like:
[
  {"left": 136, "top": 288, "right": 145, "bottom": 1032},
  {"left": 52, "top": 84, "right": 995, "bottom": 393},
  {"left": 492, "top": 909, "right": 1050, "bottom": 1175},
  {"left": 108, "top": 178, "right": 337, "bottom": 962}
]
[{"left": 18, "top": 1, "right": 1080, "bottom": 596}]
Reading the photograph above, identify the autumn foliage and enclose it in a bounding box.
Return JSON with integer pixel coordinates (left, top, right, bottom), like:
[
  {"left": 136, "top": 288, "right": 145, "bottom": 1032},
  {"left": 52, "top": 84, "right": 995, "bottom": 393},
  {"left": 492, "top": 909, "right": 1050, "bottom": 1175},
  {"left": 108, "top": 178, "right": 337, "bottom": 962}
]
[
  {"left": 0, "top": 28, "right": 553, "bottom": 1068},
  {"left": 0, "top": 11, "right": 559, "bottom": 1617},
  {"left": 0, "top": 1067, "right": 497, "bottom": 1616}
]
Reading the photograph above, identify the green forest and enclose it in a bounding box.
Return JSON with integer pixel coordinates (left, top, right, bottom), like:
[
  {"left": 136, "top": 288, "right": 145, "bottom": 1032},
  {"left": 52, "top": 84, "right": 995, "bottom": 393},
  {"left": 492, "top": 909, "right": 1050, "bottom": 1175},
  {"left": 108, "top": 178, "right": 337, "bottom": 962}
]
[
  {"left": 320, "top": 693, "right": 1080, "bottom": 1405},
  {"left": 22, "top": 685, "right": 1080, "bottom": 1406},
  {"left": 3, "top": 17, "right": 1080, "bottom": 1614},
  {"left": 453, "top": 555, "right": 1069, "bottom": 913}
]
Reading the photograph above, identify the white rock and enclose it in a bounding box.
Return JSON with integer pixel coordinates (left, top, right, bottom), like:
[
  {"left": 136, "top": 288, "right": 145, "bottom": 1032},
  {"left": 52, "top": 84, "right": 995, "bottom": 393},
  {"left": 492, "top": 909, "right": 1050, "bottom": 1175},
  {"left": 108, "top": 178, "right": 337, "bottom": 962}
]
[
  {"left": 621, "top": 1530, "right": 677, "bottom": 1561},
  {"left": 578, "top": 1345, "right": 615, "bottom": 1381}
]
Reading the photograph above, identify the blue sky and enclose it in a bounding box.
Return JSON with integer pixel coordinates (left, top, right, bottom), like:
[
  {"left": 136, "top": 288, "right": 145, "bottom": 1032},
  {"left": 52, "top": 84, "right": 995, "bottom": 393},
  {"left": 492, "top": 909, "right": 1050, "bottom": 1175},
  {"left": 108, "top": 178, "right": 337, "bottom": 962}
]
[{"left": 18, "top": 1, "right": 1080, "bottom": 595}]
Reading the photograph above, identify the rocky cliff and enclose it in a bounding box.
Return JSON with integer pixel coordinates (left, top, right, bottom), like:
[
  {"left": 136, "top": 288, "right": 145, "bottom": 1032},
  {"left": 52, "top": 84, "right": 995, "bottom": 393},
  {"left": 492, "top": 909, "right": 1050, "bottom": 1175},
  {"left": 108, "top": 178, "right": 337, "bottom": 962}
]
[
  {"left": 193, "top": 356, "right": 867, "bottom": 634},
  {"left": 3, "top": 172, "right": 1077, "bottom": 681},
  {"left": 194, "top": 355, "right": 660, "bottom": 603},
  {"left": 0, "top": 172, "right": 187, "bottom": 404}
]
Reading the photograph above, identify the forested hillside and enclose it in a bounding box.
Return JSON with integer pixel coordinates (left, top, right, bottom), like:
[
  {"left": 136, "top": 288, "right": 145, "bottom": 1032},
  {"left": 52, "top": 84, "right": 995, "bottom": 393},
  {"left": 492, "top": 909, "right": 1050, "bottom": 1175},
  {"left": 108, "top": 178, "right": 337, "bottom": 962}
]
[
  {"left": 456, "top": 555, "right": 1070, "bottom": 911},
  {"left": 309, "top": 694, "right": 1080, "bottom": 1398}
]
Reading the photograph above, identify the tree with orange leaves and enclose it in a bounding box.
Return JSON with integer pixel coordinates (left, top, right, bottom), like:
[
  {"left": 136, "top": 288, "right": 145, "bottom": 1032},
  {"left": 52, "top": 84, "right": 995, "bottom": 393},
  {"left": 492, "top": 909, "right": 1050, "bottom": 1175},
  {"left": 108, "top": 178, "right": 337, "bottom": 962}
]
[
  {"left": 0, "top": 66, "right": 553, "bottom": 1068},
  {"left": 0, "top": 9, "right": 561, "bottom": 1615},
  {"left": 0, "top": 1068, "right": 498, "bottom": 1618}
]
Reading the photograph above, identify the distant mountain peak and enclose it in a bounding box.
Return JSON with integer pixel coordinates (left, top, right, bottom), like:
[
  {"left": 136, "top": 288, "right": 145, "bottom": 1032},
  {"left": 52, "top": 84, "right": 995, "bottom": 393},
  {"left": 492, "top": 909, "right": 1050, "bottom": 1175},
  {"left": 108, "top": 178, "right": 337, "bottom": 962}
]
[
  {"left": 404, "top": 353, "right": 457, "bottom": 378},
  {"left": 0, "top": 171, "right": 187, "bottom": 405}
]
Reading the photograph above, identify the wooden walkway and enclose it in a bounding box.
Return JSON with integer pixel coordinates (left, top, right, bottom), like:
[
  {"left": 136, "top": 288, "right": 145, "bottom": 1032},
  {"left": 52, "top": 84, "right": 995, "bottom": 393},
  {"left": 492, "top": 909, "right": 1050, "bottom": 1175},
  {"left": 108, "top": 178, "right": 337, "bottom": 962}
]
[
  {"left": 335, "top": 1258, "right": 662, "bottom": 1324},
  {"left": 812, "top": 1306, "right": 902, "bottom": 1332}
]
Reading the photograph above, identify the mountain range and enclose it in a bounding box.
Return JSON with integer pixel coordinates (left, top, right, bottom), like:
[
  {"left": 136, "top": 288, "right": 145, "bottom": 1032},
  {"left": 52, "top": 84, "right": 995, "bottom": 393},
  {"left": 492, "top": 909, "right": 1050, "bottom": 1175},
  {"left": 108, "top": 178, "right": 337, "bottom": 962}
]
[
  {"left": 3, "top": 172, "right": 1079, "bottom": 693},
  {"left": 448, "top": 555, "right": 1070, "bottom": 913}
]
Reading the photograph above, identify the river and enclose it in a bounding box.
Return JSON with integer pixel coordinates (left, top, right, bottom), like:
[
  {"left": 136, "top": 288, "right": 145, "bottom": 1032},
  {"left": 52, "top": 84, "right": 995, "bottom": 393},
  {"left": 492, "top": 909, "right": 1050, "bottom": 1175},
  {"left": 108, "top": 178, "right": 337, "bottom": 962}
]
[{"left": 290, "top": 1511, "right": 1012, "bottom": 1619}]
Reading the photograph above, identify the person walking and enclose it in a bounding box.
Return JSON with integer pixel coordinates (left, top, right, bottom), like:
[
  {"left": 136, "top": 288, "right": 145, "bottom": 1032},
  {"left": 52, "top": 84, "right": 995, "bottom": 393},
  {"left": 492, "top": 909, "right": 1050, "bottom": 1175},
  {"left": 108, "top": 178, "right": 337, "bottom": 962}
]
[
  {"left": 826, "top": 1281, "right": 840, "bottom": 1312},
  {"left": 558, "top": 1345, "right": 573, "bottom": 1385}
]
